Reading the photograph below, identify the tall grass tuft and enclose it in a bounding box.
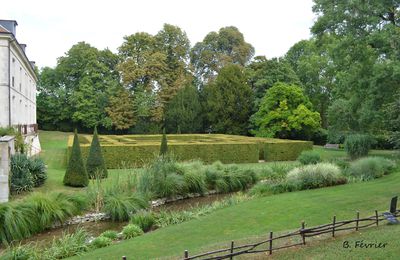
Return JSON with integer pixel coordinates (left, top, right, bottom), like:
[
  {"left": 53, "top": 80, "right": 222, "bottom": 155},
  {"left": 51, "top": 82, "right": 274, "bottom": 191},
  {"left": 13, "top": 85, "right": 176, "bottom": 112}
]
[
  {"left": 103, "top": 192, "right": 148, "bottom": 222},
  {"left": 345, "top": 157, "right": 396, "bottom": 182},
  {"left": 130, "top": 210, "right": 155, "bottom": 232}
]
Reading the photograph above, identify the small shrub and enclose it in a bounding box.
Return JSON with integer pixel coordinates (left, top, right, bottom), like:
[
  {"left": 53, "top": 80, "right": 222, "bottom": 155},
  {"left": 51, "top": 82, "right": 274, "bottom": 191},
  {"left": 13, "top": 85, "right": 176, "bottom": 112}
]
[
  {"left": 91, "top": 236, "right": 112, "bottom": 248},
  {"left": 122, "top": 224, "right": 143, "bottom": 239},
  {"left": 297, "top": 150, "right": 321, "bottom": 165},
  {"left": 248, "top": 181, "right": 296, "bottom": 196},
  {"left": 100, "top": 230, "right": 118, "bottom": 240},
  {"left": 344, "top": 134, "right": 372, "bottom": 159},
  {"left": 287, "top": 163, "right": 346, "bottom": 190},
  {"left": 1, "top": 243, "right": 39, "bottom": 260},
  {"left": 64, "top": 131, "right": 89, "bottom": 187},
  {"left": 346, "top": 157, "right": 396, "bottom": 181},
  {"left": 184, "top": 170, "right": 207, "bottom": 194},
  {"left": 255, "top": 166, "right": 275, "bottom": 180},
  {"left": 130, "top": 211, "right": 155, "bottom": 232}
]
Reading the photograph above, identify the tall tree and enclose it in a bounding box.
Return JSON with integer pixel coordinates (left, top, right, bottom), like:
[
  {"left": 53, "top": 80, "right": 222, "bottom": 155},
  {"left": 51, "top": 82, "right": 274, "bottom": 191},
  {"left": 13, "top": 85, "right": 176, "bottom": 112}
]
[
  {"left": 106, "top": 88, "right": 135, "bottom": 131},
  {"left": 191, "top": 26, "right": 254, "bottom": 85},
  {"left": 204, "top": 64, "right": 254, "bottom": 135},
  {"left": 251, "top": 83, "right": 321, "bottom": 139},
  {"left": 165, "top": 84, "right": 203, "bottom": 133}
]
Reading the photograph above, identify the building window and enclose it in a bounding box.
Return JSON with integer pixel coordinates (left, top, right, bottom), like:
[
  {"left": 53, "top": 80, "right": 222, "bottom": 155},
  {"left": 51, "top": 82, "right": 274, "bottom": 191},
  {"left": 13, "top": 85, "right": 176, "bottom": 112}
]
[
  {"left": 12, "top": 77, "right": 15, "bottom": 87},
  {"left": 19, "top": 83, "right": 22, "bottom": 92}
]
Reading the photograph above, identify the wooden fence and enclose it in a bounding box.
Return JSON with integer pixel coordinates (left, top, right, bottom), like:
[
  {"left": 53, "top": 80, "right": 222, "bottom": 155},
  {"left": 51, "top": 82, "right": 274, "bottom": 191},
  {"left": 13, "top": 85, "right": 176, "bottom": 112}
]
[{"left": 181, "top": 208, "right": 399, "bottom": 259}]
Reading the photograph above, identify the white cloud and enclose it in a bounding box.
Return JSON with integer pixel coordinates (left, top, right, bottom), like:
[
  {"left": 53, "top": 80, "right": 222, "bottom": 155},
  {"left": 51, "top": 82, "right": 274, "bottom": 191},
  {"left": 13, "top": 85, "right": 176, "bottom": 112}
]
[{"left": 0, "top": 0, "right": 315, "bottom": 68}]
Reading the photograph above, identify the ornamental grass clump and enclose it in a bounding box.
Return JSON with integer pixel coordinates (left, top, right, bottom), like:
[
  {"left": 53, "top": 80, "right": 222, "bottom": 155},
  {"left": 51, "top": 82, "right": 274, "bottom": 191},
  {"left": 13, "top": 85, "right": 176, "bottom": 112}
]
[
  {"left": 344, "top": 134, "right": 372, "bottom": 159},
  {"left": 64, "top": 131, "right": 89, "bottom": 187},
  {"left": 345, "top": 157, "right": 396, "bottom": 182},
  {"left": 99, "top": 230, "right": 118, "bottom": 240},
  {"left": 86, "top": 126, "right": 108, "bottom": 179},
  {"left": 286, "top": 163, "right": 346, "bottom": 190},
  {"left": 130, "top": 210, "right": 156, "bottom": 232},
  {"left": 91, "top": 236, "right": 112, "bottom": 249}
]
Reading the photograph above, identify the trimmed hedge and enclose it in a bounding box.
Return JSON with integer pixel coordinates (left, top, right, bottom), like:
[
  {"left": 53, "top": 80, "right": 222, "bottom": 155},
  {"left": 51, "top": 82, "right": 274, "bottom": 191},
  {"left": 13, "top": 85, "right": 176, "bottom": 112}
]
[
  {"left": 263, "top": 141, "right": 313, "bottom": 161},
  {"left": 67, "top": 134, "right": 313, "bottom": 168}
]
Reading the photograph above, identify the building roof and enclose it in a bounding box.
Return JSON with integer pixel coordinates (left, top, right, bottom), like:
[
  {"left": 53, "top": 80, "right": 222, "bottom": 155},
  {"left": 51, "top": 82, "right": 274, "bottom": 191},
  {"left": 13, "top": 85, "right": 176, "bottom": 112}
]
[{"left": 0, "top": 24, "right": 9, "bottom": 33}]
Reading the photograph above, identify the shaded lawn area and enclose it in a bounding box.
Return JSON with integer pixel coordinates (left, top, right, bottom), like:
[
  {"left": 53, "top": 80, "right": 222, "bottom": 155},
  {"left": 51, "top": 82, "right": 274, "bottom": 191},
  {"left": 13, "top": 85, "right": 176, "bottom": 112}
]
[
  {"left": 268, "top": 224, "right": 400, "bottom": 260},
  {"left": 68, "top": 168, "right": 400, "bottom": 260}
]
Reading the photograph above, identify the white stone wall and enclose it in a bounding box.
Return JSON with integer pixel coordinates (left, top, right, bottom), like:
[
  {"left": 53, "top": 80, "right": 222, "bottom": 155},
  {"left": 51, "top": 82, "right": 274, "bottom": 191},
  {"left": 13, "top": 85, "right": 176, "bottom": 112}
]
[
  {"left": 0, "top": 36, "right": 37, "bottom": 129},
  {"left": 0, "top": 38, "right": 10, "bottom": 127}
]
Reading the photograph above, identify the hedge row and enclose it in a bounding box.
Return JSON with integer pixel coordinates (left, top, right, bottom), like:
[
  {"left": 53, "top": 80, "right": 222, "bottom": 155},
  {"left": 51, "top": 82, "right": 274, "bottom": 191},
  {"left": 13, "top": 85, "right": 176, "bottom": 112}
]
[
  {"left": 67, "top": 134, "right": 313, "bottom": 168},
  {"left": 263, "top": 141, "right": 313, "bottom": 161}
]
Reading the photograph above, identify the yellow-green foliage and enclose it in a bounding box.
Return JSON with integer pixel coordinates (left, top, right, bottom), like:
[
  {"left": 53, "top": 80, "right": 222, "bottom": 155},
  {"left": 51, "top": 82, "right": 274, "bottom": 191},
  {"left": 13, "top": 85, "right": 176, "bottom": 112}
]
[{"left": 67, "top": 134, "right": 312, "bottom": 168}]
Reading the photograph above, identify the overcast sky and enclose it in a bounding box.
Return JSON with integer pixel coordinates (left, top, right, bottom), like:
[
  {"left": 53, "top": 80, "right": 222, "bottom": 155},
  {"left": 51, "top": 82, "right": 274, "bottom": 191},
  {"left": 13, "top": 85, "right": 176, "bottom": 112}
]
[{"left": 1, "top": 0, "right": 315, "bottom": 68}]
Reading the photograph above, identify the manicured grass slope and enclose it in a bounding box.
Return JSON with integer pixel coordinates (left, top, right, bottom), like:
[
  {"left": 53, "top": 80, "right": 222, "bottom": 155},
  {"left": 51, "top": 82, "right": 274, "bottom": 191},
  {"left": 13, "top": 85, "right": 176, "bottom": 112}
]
[
  {"left": 69, "top": 169, "right": 400, "bottom": 259},
  {"left": 270, "top": 224, "right": 400, "bottom": 260}
]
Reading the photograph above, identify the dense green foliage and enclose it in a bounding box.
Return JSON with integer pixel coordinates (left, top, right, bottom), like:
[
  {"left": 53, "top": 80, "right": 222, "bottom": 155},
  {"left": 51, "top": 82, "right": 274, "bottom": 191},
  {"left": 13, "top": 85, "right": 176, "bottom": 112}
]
[
  {"left": 130, "top": 211, "right": 156, "bottom": 232},
  {"left": 251, "top": 83, "right": 321, "bottom": 139},
  {"left": 10, "top": 154, "right": 47, "bottom": 194},
  {"left": 263, "top": 141, "right": 313, "bottom": 161},
  {"left": 99, "top": 230, "right": 118, "bottom": 240},
  {"left": 344, "top": 134, "right": 372, "bottom": 159},
  {"left": 86, "top": 127, "right": 108, "bottom": 179},
  {"left": 204, "top": 64, "right": 254, "bottom": 135},
  {"left": 91, "top": 236, "right": 112, "bottom": 249},
  {"left": 63, "top": 131, "right": 89, "bottom": 187},
  {"left": 297, "top": 150, "right": 322, "bottom": 165},
  {"left": 122, "top": 224, "right": 144, "bottom": 239}
]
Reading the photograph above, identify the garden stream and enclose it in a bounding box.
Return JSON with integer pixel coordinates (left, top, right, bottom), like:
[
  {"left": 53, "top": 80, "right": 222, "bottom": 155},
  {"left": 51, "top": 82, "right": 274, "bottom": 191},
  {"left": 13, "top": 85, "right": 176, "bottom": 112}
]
[{"left": 14, "top": 193, "right": 232, "bottom": 248}]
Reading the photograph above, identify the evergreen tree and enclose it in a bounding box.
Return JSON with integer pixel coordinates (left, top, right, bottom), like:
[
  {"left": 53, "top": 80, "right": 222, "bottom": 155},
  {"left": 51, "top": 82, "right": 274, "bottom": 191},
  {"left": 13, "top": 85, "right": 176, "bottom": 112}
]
[
  {"left": 64, "top": 130, "right": 89, "bottom": 187},
  {"left": 159, "top": 128, "right": 168, "bottom": 156},
  {"left": 86, "top": 126, "right": 108, "bottom": 179}
]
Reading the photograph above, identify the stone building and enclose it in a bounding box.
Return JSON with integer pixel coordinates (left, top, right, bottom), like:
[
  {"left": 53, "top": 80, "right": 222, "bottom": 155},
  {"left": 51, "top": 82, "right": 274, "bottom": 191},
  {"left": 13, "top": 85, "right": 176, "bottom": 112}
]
[{"left": 0, "top": 19, "right": 40, "bottom": 155}]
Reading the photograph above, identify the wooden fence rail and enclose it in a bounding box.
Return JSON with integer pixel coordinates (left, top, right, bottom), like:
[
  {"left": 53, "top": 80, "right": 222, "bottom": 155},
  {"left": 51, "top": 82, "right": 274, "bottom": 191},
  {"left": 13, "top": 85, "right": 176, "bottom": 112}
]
[{"left": 181, "top": 208, "right": 399, "bottom": 260}]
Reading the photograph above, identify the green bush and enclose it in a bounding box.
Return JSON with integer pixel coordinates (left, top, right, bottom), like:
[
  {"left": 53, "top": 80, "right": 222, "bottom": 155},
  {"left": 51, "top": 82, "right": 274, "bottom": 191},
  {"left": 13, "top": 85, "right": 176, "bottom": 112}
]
[
  {"left": 286, "top": 163, "right": 346, "bottom": 190},
  {"left": 86, "top": 127, "right": 108, "bottom": 179},
  {"left": 122, "top": 224, "right": 143, "bottom": 239},
  {"left": 297, "top": 150, "right": 321, "bottom": 165},
  {"left": 91, "top": 236, "right": 112, "bottom": 248},
  {"left": 130, "top": 211, "right": 155, "bottom": 232},
  {"left": 263, "top": 141, "right": 313, "bottom": 161},
  {"left": 346, "top": 157, "right": 396, "bottom": 181},
  {"left": 0, "top": 127, "right": 15, "bottom": 136},
  {"left": 64, "top": 131, "right": 89, "bottom": 187},
  {"left": 10, "top": 154, "right": 34, "bottom": 194},
  {"left": 248, "top": 181, "right": 296, "bottom": 196},
  {"left": 344, "top": 134, "right": 372, "bottom": 159},
  {"left": 1, "top": 243, "right": 39, "bottom": 260},
  {"left": 99, "top": 230, "right": 118, "bottom": 240}
]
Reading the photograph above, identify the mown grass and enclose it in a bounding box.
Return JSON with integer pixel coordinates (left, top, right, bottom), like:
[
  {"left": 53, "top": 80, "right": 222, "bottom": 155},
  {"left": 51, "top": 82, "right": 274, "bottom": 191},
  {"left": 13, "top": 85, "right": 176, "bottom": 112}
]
[
  {"left": 268, "top": 224, "right": 400, "bottom": 260},
  {"left": 67, "top": 167, "right": 400, "bottom": 259}
]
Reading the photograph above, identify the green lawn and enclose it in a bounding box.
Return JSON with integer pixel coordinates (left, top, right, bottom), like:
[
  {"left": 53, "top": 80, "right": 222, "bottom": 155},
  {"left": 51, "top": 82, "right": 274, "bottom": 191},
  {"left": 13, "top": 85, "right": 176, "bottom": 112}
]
[{"left": 268, "top": 224, "right": 400, "bottom": 260}]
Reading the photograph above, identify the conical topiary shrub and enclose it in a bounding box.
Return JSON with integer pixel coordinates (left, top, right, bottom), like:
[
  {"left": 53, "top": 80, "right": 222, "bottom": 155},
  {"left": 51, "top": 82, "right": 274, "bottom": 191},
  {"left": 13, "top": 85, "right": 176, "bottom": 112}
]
[
  {"left": 86, "top": 126, "right": 108, "bottom": 179},
  {"left": 63, "top": 130, "right": 89, "bottom": 187},
  {"left": 159, "top": 128, "right": 168, "bottom": 156}
]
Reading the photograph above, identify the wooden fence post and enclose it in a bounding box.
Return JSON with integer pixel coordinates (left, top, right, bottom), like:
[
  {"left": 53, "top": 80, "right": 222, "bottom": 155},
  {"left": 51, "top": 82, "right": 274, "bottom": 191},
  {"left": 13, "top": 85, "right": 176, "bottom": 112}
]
[
  {"left": 122, "top": 256, "right": 127, "bottom": 260},
  {"left": 332, "top": 215, "right": 336, "bottom": 237},
  {"left": 184, "top": 250, "right": 189, "bottom": 259},
  {"left": 269, "top": 231, "right": 273, "bottom": 255},
  {"left": 356, "top": 211, "right": 360, "bottom": 231},
  {"left": 230, "top": 241, "right": 234, "bottom": 260},
  {"left": 301, "top": 221, "right": 306, "bottom": 245},
  {"left": 375, "top": 210, "right": 379, "bottom": 226}
]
